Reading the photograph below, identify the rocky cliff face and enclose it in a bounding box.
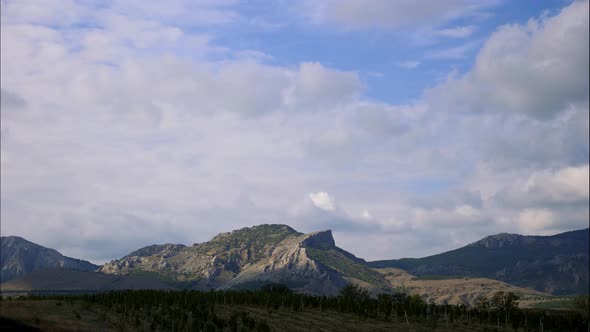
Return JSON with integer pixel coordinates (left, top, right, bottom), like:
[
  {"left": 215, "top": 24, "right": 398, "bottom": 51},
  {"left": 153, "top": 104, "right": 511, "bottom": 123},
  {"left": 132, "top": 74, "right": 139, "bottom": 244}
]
[
  {"left": 1, "top": 236, "right": 99, "bottom": 282},
  {"left": 222, "top": 230, "right": 349, "bottom": 295},
  {"left": 100, "top": 225, "right": 386, "bottom": 295}
]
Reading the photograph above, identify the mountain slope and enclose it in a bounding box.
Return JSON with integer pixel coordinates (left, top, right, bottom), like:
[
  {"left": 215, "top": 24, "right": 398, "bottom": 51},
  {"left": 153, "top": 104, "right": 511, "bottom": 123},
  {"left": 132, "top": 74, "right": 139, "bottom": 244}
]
[
  {"left": 369, "top": 228, "right": 590, "bottom": 295},
  {"left": 1, "top": 236, "right": 99, "bottom": 283},
  {"left": 0, "top": 269, "right": 174, "bottom": 292},
  {"left": 375, "top": 268, "right": 547, "bottom": 307},
  {"left": 100, "top": 224, "right": 391, "bottom": 295}
]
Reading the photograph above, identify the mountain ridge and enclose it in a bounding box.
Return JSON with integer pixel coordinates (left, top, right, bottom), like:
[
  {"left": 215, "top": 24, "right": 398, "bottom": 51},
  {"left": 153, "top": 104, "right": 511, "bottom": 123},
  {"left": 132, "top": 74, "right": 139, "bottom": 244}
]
[
  {"left": 2, "top": 226, "right": 587, "bottom": 299},
  {"left": 99, "top": 224, "right": 389, "bottom": 295},
  {"left": 368, "top": 228, "right": 589, "bottom": 295},
  {"left": 1, "top": 236, "right": 100, "bottom": 283}
]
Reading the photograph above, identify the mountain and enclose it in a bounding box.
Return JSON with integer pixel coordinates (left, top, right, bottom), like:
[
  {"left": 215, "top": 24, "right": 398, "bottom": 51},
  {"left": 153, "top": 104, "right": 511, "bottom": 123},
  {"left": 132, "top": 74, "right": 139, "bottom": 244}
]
[
  {"left": 2, "top": 226, "right": 578, "bottom": 302},
  {"left": 100, "top": 224, "right": 391, "bottom": 295},
  {"left": 0, "top": 269, "right": 174, "bottom": 292},
  {"left": 1, "top": 236, "right": 100, "bottom": 283},
  {"left": 369, "top": 228, "right": 590, "bottom": 295},
  {"left": 375, "top": 268, "right": 547, "bottom": 307}
]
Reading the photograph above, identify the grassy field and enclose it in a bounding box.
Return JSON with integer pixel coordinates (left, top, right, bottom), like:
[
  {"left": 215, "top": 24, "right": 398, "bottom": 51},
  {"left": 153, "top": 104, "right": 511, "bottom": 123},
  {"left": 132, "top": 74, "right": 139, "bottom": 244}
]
[
  {"left": 0, "top": 299, "right": 131, "bottom": 331},
  {"left": 529, "top": 295, "right": 589, "bottom": 310},
  {"left": 1, "top": 298, "right": 498, "bottom": 332}
]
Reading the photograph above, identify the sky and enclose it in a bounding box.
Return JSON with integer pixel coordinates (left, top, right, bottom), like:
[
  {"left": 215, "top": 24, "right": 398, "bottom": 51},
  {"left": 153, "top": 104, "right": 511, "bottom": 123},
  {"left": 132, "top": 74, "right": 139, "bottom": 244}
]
[{"left": 1, "top": 0, "right": 588, "bottom": 264}]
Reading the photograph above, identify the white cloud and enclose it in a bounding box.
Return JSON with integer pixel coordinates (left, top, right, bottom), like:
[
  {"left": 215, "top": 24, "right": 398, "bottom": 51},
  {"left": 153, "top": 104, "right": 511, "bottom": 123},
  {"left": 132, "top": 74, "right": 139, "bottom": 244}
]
[
  {"left": 515, "top": 209, "right": 556, "bottom": 234},
  {"left": 526, "top": 166, "right": 589, "bottom": 202},
  {"left": 427, "top": 39, "right": 482, "bottom": 59},
  {"left": 411, "top": 205, "right": 487, "bottom": 228},
  {"left": 0, "top": 5, "right": 365, "bottom": 259},
  {"left": 429, "top": 0, "right": 589, "bottom": 118},
  {"left": 0, "top": 0, "right": 587, "bottom": 264},
  {"left": 495, "top": 165, "right": 589, "bottom": 208},
  {"left": 0, "top": 0, "right": 90, "bottom": 27},
  {"left": 397, "top": 60, "right": 421, "bottom": 69},
  {"left": 367, "top": 71, "right": 384, "bottom": 78},
  {"left": 308, "top": 192, "right": 335, "bottom": 211},
  {"left": 481, "top": 103, "right": 589, "bottom": 170},
  {"left": 434, "top": 25, "right": 477, "bottom": 38},
  {"left": 361, "top": 209, "right": 374, "bottom": 220},
  {"left": 286, "top": 62, "right": 361, "bottom": 110}
]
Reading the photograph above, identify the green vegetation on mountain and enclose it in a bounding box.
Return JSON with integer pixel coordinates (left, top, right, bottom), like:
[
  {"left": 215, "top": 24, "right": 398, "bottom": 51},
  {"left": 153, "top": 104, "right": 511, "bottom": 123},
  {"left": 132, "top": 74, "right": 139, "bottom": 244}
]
[
  {"left": 305, "top": 247, "right": 386, "bottom": 287},
  {"left": 3, "top": 225, "right": 587, "bottom": 308},
  {"left": 197, "top": 224, "right": 302, "bottom": 263},
  {"left": 369, "top": 228, "right": 590, "bottom": 295},
  {"left": 99, "top": 225, "right": 386, "bottom": 295},
  {"left": 122, "top": 244, "right": 186, "bottom": 259}
]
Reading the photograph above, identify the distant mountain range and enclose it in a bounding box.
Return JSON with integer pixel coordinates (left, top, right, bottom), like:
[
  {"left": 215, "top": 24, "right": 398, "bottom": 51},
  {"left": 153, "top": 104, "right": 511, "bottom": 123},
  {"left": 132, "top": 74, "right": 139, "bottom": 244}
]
[
  {"left": 1, "top": 226, "right": 588, "bottom": 303},
  {"left": 369, "top": 229, "right": 589, "bottom": 295},
  {"left": 1, "top": 236, "right": 99, "bottom": 282}
]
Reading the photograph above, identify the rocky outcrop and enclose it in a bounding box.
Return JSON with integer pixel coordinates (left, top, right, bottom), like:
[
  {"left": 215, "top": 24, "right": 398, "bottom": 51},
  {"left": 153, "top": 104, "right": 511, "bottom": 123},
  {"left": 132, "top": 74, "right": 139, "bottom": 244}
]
[
  {"left": 100, "top": 225, "right": 304, "bottom": 288},
  {"left": 301, "top": 230, "right": 335, "bottom": 249},
  {"left": 223, "top": 230, "right": 347, "bottom": 295},
  {"left": 99, "top": 224, "right": 383, "bottom": 295},
  {"left": 1, "top": 236, "right": 99, "bottom": 282},
  {"left": 122, "top": 244, "right": 186, "bottom": 259}
]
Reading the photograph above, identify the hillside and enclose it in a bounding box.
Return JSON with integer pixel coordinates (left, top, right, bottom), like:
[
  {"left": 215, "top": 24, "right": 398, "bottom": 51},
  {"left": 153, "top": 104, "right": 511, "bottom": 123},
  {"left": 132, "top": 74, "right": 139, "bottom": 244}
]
[
  {"left": 375, "top": 268, "right": 547, "bottom": 307},
  {"left": 369, "top": 228, "right": 590, "bottom": 295},
  {"left": 1, "top": 236, "right": 99, "bottom": 283},
  {"left": 100, "top": 224, "right": 391, "bottom": 295},
  {"left": 1, "top": 225, "right": 581, "bottom": 306},
  {"left": 0, "top": 269, "right": 173, "bottom": 292}
]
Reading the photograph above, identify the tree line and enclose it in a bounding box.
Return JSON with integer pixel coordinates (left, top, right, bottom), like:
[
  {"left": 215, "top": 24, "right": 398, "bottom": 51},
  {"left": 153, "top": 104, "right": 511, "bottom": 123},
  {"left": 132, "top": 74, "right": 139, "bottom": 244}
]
[{"left": 7, "top": 284, "right": 589, "bottom": 331}]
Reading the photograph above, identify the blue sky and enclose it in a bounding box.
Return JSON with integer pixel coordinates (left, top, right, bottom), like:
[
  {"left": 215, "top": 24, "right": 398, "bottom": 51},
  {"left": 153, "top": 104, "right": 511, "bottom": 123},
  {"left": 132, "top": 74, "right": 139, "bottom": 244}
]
[
  {"left": 206, "top": 0, "right": 569, "bottom": 104},
  {"left": 1, "top": 0, "right": 588, "bottom": 263}
]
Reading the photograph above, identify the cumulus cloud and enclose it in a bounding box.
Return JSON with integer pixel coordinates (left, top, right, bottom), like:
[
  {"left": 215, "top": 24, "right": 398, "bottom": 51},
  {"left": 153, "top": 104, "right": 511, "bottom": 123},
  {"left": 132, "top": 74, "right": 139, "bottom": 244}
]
[
  {"left": 510, "top": 206, "right": 589, "bottom": 235},
  {"left": 429, "top": 0, "right": 589, "bottom": 118},
  {"left": 495, "top": 165, "right": 589, "bottom": 208},
  {"left": 403, "top": 204, "right": 488, "bottom": 230},
  {"left": 483, "top": 104, "right": 589, "bottom": 169},
  {"left": 0, "top": 0, "right": 587, "bottom": 263},
  {"left": 308, "top": 192, "right": 335, "bottom": 211},
  {"left": 515, "top": 209, "right": 556, "bottom": 234},
  {"left": 361, "top": 210, "right": 374, "bottom": 220},
  {"left": 286, "top": 62, "right": 362, "bottom": 111}
]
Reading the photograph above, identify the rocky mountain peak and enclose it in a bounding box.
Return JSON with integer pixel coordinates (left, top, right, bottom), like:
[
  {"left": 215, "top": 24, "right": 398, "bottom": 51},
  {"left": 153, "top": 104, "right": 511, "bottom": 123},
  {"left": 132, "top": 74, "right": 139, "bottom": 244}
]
[
  {"left": 97, "top": 225, "right": 384, "bottom": 295},
  {"left": 209, "top": 224, "right": 301, "bottom": 244},
  {"left": 300, "top": 230, "right": 335, "bottom": 249},
  {"left": 123, "top": 244, "right": 186, "bottom": 259},
  {"left": 469, "top": 233, "right": 523, "bottom": 249},
  {"left": 1, "top": 236, "right": 99, "bottom": 282}
]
